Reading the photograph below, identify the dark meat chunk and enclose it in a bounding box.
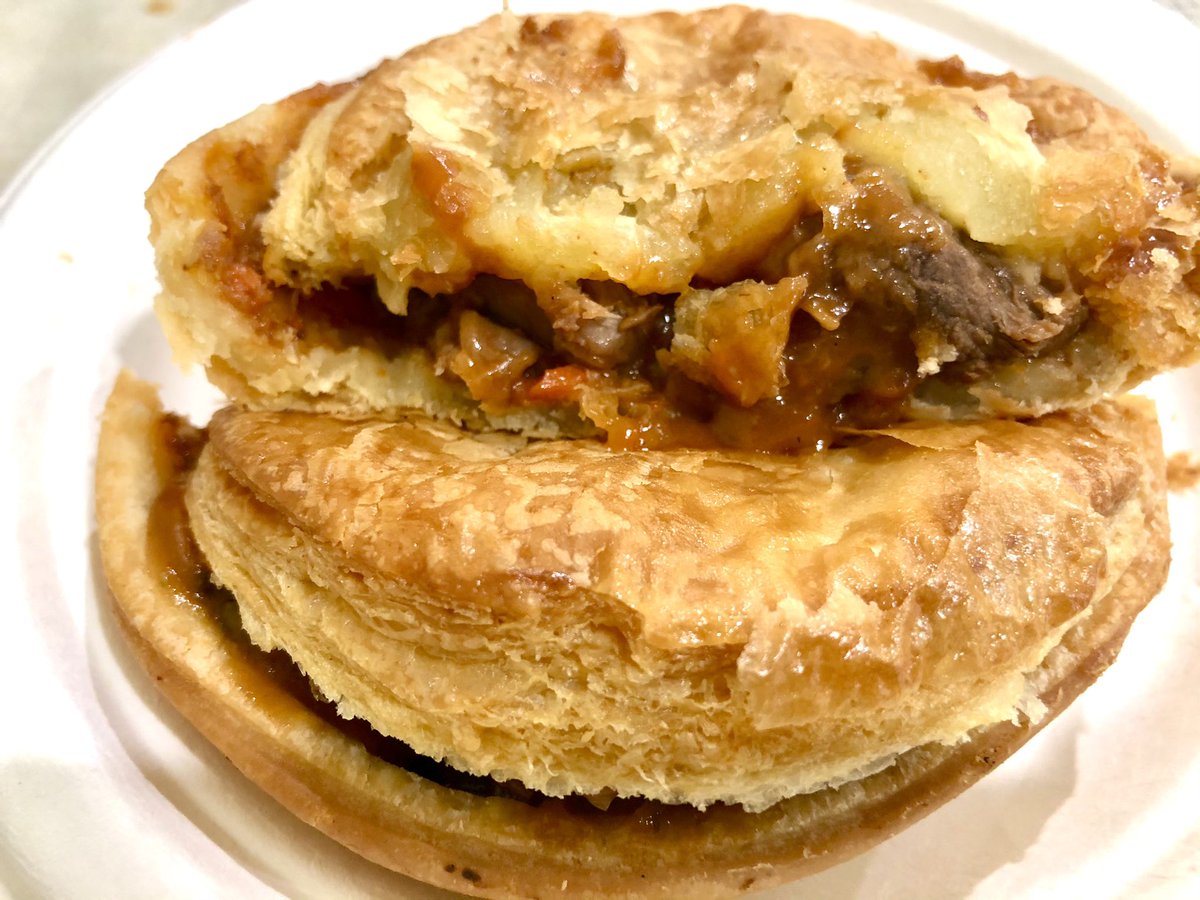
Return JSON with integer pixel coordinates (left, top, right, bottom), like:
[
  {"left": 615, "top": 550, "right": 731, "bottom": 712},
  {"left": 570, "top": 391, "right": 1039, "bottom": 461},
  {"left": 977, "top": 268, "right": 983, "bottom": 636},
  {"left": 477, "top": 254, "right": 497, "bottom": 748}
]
[
  {"left": 790, "top": 167, "right": 1084, "bottom": 375},
  {"left": 538, "top": 279, "right": 665, "bottom": 369},
  {"left": 453, "top": 275, "right": 556, "bottom": 347},
  {"left": 907, "top": 238, "right": 1084, "bottom": 371}
]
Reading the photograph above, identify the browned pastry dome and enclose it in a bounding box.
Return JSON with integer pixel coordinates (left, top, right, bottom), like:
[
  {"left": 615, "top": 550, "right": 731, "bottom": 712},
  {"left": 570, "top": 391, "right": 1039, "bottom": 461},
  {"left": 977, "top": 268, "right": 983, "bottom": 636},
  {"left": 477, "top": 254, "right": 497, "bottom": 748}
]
[
  {"left": 96, "top": 372, "right": 1170, "bottom": 897},
  {"left": 147, "top": 7, "right": 1200, "bottom": 451},
  {"left": 187, "top": 381, "right": 1168, "bottom": 812}
]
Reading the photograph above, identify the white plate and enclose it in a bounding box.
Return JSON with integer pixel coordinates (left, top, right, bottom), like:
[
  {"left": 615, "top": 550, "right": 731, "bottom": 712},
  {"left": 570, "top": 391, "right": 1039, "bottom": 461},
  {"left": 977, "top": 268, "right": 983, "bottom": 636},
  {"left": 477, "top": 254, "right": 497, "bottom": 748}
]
[{"left": 2, "top": 1, "right": 1198, "bottom": 897}]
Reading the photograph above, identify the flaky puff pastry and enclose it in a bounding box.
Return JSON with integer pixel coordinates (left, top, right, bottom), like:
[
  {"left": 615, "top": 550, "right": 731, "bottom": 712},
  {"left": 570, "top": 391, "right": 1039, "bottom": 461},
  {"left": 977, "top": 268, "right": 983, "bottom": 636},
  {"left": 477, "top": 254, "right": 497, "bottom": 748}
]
[
  {"left": 147, "top": 8, "right": 1200, "bottom": 441},
  {"left": 182, "top": 377, "right": 1166, "bottom": 812},
  {"left": 97, "top": 373, "right": 1169, "bottom": 898}
]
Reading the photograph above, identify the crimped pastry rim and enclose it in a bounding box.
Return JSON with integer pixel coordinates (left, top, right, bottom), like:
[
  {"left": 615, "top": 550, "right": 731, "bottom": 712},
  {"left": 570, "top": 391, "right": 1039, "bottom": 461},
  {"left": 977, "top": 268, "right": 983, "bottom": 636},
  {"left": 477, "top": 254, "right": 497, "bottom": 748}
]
[{"left": 94, "top": 371, "right": 1169, "bottom": 899}]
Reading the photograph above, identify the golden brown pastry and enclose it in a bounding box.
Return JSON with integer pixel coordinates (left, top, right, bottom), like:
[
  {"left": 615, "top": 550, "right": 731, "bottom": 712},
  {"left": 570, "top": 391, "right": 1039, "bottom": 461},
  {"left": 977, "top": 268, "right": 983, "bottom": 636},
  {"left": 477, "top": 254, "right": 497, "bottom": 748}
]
[
  {"left": 190, "top": 387, "right": 1164, "bottom": 811},
  {"left": 147, "top": 8, "right": 1200, "bottom": 451},
  {"left": 97, "top": 372, "right": 1169, "bottom": 895}
]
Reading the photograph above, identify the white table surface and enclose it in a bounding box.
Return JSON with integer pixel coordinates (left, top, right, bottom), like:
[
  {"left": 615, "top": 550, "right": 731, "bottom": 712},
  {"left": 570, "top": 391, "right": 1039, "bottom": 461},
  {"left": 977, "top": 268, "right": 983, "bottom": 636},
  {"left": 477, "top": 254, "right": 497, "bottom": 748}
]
[{"left": 1, "top": 0, "right": 242, "bottom": 190}]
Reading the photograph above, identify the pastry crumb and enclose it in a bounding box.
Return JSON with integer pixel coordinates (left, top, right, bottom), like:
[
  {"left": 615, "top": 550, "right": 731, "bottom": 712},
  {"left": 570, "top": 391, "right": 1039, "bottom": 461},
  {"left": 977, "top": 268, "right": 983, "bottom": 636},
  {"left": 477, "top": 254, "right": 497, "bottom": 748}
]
[{"left": 1167, "top": 452, "right": 1200, "bottom": 492}]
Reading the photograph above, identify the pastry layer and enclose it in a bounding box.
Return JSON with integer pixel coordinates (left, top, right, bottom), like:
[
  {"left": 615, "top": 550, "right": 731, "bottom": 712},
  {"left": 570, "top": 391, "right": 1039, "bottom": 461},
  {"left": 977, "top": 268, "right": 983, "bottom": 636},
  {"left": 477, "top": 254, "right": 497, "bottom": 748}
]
[
  {"left": 96, "top": 372, "right": 1171, "bottom": 897},
  {"left": 182, "top": 387, "right": 1167, "bottom": 810},
  {"left": 147, "top": 8, "right": 1200, "bottom": 451}
]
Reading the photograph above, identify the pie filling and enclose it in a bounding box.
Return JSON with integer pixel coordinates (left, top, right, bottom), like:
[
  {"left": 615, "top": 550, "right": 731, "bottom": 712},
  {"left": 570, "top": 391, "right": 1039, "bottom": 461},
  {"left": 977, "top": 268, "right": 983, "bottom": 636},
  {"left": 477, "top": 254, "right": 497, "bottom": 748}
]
[
  {"left": 202, "top": 141, "right": 1086, "bottom": 453},
  {"left": 461, "top": 165, "right": 1082, "bottom": 453}
]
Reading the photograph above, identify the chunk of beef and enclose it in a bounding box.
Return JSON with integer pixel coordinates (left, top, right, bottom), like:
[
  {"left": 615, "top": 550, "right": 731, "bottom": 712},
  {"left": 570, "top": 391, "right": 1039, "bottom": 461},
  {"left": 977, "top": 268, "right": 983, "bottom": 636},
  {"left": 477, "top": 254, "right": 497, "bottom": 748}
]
[
  {"left": 907, "top": 238, "right": 1085, "bottom": 372},
  {"left": 792, "top": 167, "right": 1084, "bottom": 376},
  {"left": 538, "top": 280, "right": 665, "bottom": 369}
]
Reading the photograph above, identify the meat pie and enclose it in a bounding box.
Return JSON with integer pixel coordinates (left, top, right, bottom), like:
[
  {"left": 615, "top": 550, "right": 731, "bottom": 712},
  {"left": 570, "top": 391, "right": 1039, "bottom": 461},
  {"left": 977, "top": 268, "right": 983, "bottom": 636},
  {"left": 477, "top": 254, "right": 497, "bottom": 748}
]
[{"left": 97, "top": 7, "right": 1199, "bottom": 897}]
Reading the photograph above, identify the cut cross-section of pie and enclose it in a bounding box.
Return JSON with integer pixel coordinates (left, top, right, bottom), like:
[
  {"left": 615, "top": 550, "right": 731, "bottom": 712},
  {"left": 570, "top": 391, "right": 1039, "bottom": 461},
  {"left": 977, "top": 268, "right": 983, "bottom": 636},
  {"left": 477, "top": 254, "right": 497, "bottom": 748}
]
[{"left": 147, "top": 8, "right": 1200, "bottom": 452}]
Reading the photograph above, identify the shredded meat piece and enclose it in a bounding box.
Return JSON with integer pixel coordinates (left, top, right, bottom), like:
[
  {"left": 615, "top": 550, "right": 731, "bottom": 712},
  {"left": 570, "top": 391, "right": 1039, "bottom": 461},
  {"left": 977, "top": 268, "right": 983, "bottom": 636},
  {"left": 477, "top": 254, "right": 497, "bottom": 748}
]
[
  {"left": 450, "top": 311, "right": 541, "bottom": 407},
  {"left": 790, "top": 168, "right": 1084, "bottom": 375},
  {"left": 907, "top": 239, "right": 1083, "bottom": 371},
  {"left": 539, "top": 280, "right": 664, "bottom": 369}
]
